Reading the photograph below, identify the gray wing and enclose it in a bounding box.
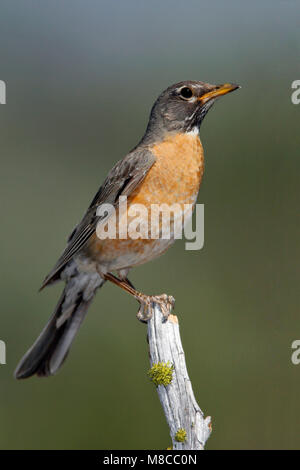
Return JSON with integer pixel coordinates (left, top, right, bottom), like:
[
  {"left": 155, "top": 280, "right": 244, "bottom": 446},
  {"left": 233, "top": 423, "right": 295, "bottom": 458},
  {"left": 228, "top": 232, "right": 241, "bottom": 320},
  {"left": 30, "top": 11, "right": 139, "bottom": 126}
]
[{"left": 41, "top": 148, "right": 156, "bottom": 289}]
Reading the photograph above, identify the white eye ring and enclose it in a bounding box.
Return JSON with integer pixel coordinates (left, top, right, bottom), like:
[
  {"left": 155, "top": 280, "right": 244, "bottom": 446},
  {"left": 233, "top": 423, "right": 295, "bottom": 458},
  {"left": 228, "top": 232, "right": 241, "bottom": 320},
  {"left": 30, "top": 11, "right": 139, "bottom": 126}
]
[{"left": 179, "top": 87, "right": 194, "bottom": 100}]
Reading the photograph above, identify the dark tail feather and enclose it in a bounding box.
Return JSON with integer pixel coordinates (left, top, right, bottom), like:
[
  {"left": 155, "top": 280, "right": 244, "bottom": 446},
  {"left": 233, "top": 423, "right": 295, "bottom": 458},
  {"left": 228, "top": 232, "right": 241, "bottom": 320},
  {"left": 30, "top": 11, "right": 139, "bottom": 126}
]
[{"left": 15, "top": 272, "right": 104, "bottom": 379}]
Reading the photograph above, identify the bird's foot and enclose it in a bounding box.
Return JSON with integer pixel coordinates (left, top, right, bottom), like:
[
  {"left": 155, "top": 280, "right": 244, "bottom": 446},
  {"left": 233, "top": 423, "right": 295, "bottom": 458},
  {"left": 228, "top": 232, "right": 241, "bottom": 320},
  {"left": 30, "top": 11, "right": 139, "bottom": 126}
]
[{"left": 136, "top": 294, "right": 175, "bottom": 323}]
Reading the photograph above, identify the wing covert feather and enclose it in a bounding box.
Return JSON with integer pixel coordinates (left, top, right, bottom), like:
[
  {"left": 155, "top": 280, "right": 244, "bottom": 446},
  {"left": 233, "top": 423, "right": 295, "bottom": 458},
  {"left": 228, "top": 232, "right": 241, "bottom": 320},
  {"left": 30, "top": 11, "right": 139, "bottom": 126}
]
[{"left": 41, "top": 148, "right": 156, "bottom": 288}]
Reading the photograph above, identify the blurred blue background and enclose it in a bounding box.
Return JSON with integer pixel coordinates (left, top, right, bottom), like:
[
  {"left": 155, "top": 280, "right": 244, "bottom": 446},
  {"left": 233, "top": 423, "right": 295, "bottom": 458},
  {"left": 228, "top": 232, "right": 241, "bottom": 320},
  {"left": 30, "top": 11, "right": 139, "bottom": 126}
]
[{"left": 0, "top": 0, "right": 299, "bottom": 449}]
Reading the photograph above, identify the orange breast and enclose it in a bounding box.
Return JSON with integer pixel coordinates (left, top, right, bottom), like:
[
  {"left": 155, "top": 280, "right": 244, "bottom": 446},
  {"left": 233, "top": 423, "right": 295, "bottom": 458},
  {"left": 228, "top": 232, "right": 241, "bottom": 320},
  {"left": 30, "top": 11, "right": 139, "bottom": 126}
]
[
  {"left": 87, "top": 132, "right": 204, "bottom": 266},
  {"left": 129, "top": 132, "right": 204, "bottom": 207}
]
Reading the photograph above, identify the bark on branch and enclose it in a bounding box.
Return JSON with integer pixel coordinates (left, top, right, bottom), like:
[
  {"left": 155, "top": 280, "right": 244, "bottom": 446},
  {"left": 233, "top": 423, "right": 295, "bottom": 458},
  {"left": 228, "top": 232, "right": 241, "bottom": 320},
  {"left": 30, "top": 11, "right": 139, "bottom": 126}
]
[{"left": 146, "top": 303, "right": 212, "bottom": 450}]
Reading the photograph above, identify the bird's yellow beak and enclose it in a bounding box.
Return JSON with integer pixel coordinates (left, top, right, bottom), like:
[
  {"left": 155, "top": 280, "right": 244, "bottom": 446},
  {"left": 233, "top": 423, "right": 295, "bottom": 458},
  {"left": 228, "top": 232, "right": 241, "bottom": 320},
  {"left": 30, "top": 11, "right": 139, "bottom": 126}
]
[{"left": 199, "top": 83, "right": 240, "bottom": 104}]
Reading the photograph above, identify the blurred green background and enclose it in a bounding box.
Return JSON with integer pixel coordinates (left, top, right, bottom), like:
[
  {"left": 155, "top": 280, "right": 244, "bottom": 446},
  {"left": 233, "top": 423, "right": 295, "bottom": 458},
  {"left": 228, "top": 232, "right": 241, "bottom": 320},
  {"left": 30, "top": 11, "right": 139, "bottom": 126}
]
[{"left": 0, "top": 0, "right": 299, "bottom": 450}]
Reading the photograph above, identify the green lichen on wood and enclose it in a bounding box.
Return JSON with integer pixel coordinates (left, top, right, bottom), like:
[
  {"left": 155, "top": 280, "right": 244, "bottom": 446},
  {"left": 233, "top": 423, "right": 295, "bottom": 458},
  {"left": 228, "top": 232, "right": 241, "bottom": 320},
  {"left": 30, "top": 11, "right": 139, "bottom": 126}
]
[
  {"left": 148, "top": 361, "right": 174, "bottom": 387},
  {"left": 175, "top": 428, "right": 187, "bottom": 443}
]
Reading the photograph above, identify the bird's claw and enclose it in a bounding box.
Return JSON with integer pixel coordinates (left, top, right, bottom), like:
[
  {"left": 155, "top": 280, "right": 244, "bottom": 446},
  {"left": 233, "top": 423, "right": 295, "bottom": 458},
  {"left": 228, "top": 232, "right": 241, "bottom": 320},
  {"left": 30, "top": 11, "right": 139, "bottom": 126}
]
[{"left": 136, "top": 294, "right": 175, "bottom": 323}]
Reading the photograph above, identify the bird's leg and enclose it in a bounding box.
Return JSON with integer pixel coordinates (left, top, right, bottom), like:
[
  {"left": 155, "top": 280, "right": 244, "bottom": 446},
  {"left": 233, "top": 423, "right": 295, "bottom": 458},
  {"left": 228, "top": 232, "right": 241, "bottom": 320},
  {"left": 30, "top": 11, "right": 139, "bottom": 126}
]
[
  {"left": 102, "top": 272, "right": 175, "bottom": 322},
  {"left": 124, "top": 277, "right": 136, "bottom": 290},
  {"left": 124, "top": 277, "right": 147, "bottom": 324}
]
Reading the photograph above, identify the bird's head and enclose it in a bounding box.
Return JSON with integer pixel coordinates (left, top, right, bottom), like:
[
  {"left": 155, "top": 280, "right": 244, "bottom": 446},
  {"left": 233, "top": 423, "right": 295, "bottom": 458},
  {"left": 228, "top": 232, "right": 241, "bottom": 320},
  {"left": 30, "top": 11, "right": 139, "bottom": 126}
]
[{"left": 144, "top": 80, "right": 240, "bottom": 140}]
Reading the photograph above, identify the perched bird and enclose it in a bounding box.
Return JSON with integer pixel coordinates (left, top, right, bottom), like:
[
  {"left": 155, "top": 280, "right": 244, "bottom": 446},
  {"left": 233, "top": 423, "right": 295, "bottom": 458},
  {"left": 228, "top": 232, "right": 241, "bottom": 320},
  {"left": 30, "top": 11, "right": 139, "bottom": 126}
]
[{"left": 15, "top": 80, "right": 239, "bottom": 379}]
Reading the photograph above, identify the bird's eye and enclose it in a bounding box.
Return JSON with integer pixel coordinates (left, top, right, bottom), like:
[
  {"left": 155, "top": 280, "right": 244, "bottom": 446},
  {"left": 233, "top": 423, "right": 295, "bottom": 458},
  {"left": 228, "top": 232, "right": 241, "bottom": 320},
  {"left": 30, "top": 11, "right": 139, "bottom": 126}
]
[{"left": 180, "top": 87, "right": 193, "bottom": 99}]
